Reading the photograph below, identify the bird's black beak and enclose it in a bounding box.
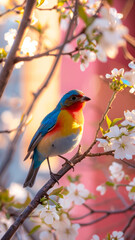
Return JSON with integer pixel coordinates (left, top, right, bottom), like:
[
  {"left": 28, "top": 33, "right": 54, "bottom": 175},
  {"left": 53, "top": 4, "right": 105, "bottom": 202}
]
[{"left": 81, "top": 96, "right": 91, "bottom": 102}]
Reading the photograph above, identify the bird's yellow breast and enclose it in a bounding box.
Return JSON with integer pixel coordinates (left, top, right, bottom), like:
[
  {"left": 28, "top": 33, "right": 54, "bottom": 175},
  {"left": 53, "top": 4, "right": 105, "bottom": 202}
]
[{"left": 57, "top": 109, "right": 84, "bottom": 136}]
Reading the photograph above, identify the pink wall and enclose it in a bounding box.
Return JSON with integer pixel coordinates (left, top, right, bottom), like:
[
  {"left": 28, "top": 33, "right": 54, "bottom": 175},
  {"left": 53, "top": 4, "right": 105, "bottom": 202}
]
[{"left": 59, "top": 1, "right": 135, "bottom": 238}]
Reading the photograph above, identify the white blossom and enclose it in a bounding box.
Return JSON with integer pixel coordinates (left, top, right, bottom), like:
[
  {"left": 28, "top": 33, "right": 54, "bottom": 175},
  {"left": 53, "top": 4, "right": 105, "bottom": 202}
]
[
  {"left": 111, "top": 231, "right": 124, "bottom": 240},
  {"left": 59, "top": 195, "right": 72, "bottom": 209},
  {"left": 55, "top": 223, "right": 80, "bottom": 240},
  {"left": 60, "top": 18, "right": 70, "bottom": 31},
  {"left": 4, "top": 28, "right": 17, "bottom": 52},
  {"left": 128, "top": 61, "right": 135, "bottom": 69},
  {"left": 63, "top": 44, "right": 74, "bottom": 54},
  {"left": 9, "top": 182, "right": 28, "bottom": 204},
  {"left": 52, "top": 213, "right": 70, "bottom": 230},
  {"left": 36, "top": 205, "right": 59, "bottom": 225},
  {"left": 66, "top": 183, "right": 90, "bottom": 205},
  {"left": 96, "top": 44, "right": 107, "bottom": 62},
  {"left": 90, "top": 234, "right": 100, "bottom": 240},
  {"left": 97, "top": 131, "right": 135, "bottom": 160},
  {"left": 80, "top": 50, "right": 96, "bottom": 71},
  {"left": 77, "top": 33, "right": 87, "bottom": 45},
  {"left": 31, "top": 12, "right": 38, "bottom": 25},
  {"left": 126, "top": 177, "right": 135, "bottom": 201},
  {"left": 106, "top": 68, "right": 124, "bottom": 79},
  {"left": 86, "top": 6, "right": 128, "bottom": 61},
  {"left": 0, "top": 212, "right": 13, "bottom": 233},
  {"left": 0, "top": 224, "right": 6, "bottom": 239},
  {"left": 109, "top": 162, "right": 125, "bottom": 182},
  {"left": 111, "top": 135, "right": 135, "bottom": 160},
  {"left": 100, "top": 7, "right": 123, "bottom": 26},
  {"left": 21, "top": 37, "right": 38, "bottom": 56},
  {"left": 96, "top": 185, "right": 106, "bottom": 195},
  {"left": 39, "top": 231, "right": 53, "bottom": 240},
  {"left": 15, "top": 61, "right": 24, "bottom": 69},
  {"left": 121, "top": 110, "right": 135, "bottom": 126},
  {"left": 96, "top": 138, "right": 112, "bottom": 152},
  {"left": 85, "top": 0, "right": 101, "bottom": 15},
  {"left": 104, "top": 125, "right": 128, "bottom": 138},
  {"left": 122, "top": 70, "right": 135, "bottom": 92},
  {"left": 129, "top": 87, "right": 135, "bottom": 94}
]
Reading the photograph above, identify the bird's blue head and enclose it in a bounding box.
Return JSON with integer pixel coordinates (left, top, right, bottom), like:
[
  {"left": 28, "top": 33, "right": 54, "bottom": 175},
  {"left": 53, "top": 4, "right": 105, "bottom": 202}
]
[{"left": 56, "top": 90, "right": 90, "bottom": 110}]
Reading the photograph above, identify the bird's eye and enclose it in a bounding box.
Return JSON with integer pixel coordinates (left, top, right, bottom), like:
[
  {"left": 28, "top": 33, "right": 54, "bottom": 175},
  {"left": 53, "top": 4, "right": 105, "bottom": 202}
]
[{"left": 71, "top": 96, "right": 77, "bottom": 101}]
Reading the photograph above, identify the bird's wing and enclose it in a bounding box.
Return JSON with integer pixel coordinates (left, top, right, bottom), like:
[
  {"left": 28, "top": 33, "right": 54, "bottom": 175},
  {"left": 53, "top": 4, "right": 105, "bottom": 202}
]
[{"left": 24, "top": 108, "right": 60, "bottom": 161}]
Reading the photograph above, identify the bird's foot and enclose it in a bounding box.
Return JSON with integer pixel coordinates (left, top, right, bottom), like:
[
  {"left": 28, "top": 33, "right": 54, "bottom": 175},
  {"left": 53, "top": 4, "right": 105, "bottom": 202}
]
[
  {"left": 63, "top": 160, "right": 74, "bottom": 171},
  {"left": 50, "top": 171, "right": 61, "bottom": 184},
  {"left": 58, "top": 155, "right": 74, "bottom": 171}
]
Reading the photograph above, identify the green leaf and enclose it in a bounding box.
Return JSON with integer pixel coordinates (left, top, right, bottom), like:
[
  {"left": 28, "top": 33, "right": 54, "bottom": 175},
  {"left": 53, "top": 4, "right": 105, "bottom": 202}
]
[
  {"left": 72, "top": 53, "right": 80, "bottom": 62},
  {"left": 78, "top": 5, "right": 94, "bottom": 26},
  {"left": 6, "top": 212, "right": 10, "bottom": 219},
  {"left": 131, "top": 186, "right": 135, "bottom": 192},
  {"left": 0, "top": 48, "right": 7, "bottom": 59},
  {"left": 100, "top": 127, "right": 106, "bottom": 135},
  {"left": 67, "top": 175, "right": 81, "bottom": 183},
  {"left": 28, "top": 225, "right": 41, "bottom": 235},
  {"left": 128, "top": 125, "right": 135, "bottom": 131},
  {"left": 56, "top": 203, "right": 62, "bottom": 211},
  {"left": 36, "top": 0, "right": 45, "bottom": 7},
  {"left": 106, "top": 115, "right": 112, "bottom": 128},
  {"left": 57, "top": 193, "right": 64, "bottom": 199},
  {"left": 107, "top": 233, "right": 111, "bottom": 240},
  {"left": 62, "top": 188, "right": 69, "bottom": 195},
  {"left": 58, "top": 0, "right": 67, "bottom": 7},
  {"left": 85, "top": 193, "right": 96, "bottom": 200},
  {"left": 105, "top": 181, "right": 115, "bottom": 187},
  {"left": 40, "top": 196, "right": 47, "bottom": 203},
  {"left": 12, "top": 195, "right": 31, "bottom": 209},
  {"left": 111, "top": 117, "right": 123, "bottom": 127},
  {"left": 106, "top": 0, "right": 113, "bottom": 5},
  {"left": 0, "top": 189, "right": 14, "bottom": 203},
  {"left": 49, "top": 186, "right": 64, "bottom": 196}
]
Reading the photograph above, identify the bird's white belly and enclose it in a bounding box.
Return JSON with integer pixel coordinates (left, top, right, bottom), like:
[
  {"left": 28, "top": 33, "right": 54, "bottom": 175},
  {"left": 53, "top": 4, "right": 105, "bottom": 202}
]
[{"left": 46, "top": 130, "right": 82, "bottom": 157}]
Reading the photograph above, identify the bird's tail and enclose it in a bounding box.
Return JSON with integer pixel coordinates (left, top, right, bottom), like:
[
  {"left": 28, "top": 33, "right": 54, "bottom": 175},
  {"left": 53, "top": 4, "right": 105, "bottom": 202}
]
[{"left": 23, "top": 160, "right": 40, "bottom": 188}]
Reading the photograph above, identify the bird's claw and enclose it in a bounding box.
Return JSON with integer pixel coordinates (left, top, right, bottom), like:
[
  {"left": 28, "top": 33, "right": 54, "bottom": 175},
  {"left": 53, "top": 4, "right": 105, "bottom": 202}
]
[{"left": 62, "top": 160, "right": 74, "bottom": 171}]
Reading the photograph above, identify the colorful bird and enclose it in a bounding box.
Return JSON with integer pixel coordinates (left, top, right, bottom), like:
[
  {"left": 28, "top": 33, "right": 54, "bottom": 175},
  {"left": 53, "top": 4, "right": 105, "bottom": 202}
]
[{"left": 23, "top": 90, "right": 90, "bottom": 187}]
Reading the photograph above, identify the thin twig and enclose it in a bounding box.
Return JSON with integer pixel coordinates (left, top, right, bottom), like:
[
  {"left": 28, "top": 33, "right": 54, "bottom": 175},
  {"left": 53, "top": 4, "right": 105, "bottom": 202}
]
[
  {"left": 36, "top": 5, "right": 57, "bottom": 11},
  {"left": 87, "top": 150, "right": 114, "bottom": 157},
  {"left": 123, "top": 214, "right": 135, "bottom": 233},
  {"left": 82, "top": 203, "right": 135, "bottom": 215},
  {"left": 78, "top": 203, "right": 135, "bottom": 226},
  {"left": 79, "top": 213, "right": 109, "bottom": 226},
  {"left": 14, "top": 34, "right": 85, "bottom": 63},
  {"left": 94, "top": 91, "right": 117, "bottom": 140},
  {"left": 125, "top": 34, "right": 135, "bottom": 48},
  {"left": 0, "top": 1, "right": 26, "bottom": 17},
  {"left": 0, "top": 128, "right": 18, "bottom": 134},
  {"left": 0, "top": 0, "right": 36, "bottom": 98},
  {"left": 121, "top": 159, "right": 135, "bottom": 168}
]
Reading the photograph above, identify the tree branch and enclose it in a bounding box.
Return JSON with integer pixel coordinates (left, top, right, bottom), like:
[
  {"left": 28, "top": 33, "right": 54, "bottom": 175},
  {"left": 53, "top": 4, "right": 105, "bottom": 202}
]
[
  {"left": 0, "top": 0, "right": 36, "bottom": 98},
  {"left": 87, "top": 150, "right": 114, "bottom": 157},
  {"left": 78, "top": 203, "right": 135, "bottom": 226},
  {"left": 123, "top": 214, "right": 135, "bottom": 233},
  {"left": 0, "top": 128, "right": 18, "bottom": 134}
]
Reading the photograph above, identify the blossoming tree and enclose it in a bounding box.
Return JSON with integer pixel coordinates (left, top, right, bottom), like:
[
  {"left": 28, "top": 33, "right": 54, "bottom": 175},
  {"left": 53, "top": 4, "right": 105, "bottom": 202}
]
[{"left": 0, "top": 0, "right": 135, "bottom": 240}]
